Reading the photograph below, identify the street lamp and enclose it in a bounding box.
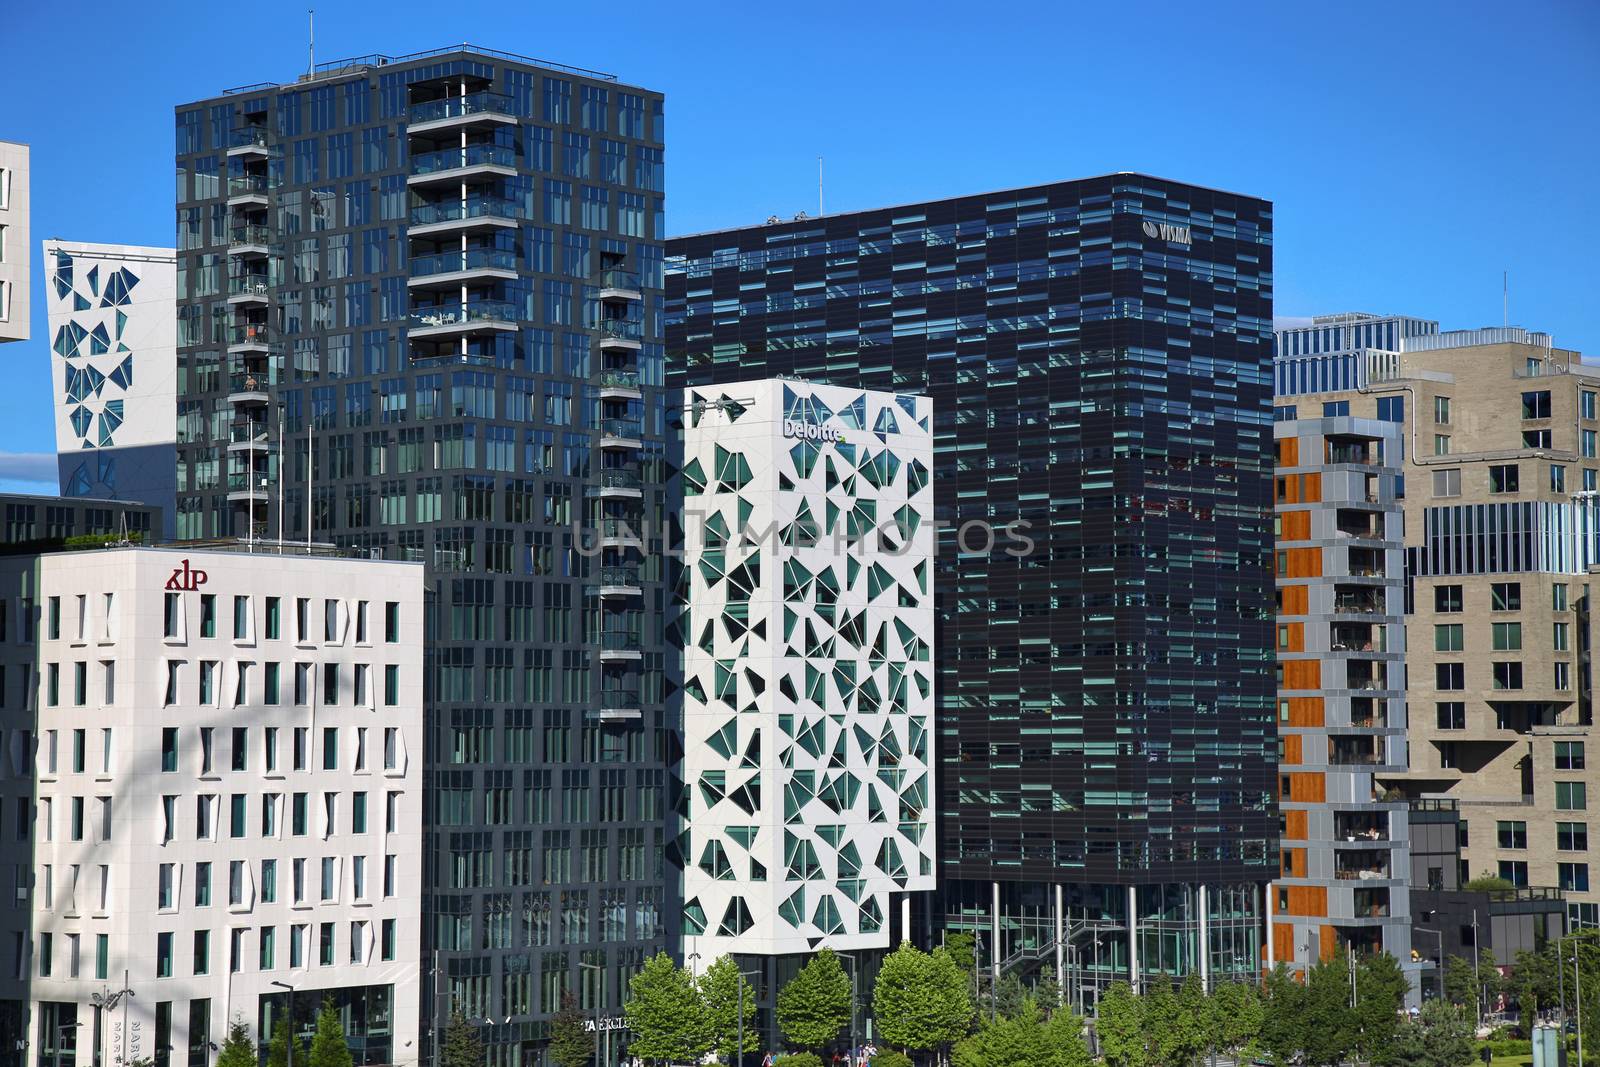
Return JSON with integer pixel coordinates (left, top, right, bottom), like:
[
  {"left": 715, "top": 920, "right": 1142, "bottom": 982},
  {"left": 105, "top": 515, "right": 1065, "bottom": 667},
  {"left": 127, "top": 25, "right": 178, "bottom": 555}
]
[
  {"left": 578, "top": 961, "right": 609, "bottom": 1067},
  {"left": 735, "top": 967, "right": 761, "bottom": 1067},
  {"left": 835, "top": 952, "right": 859, "bottom": 1067},
  {"left": 90, "top": 971, "right": 135, "bottom": 1067},
  {"left": 54, "top": 1023, "right": 83, "bottom": 1067},
  {"left": 269, "top": 981, "right": 295, "bottom": 1067},
  {"left": 1413, "top": 926, "right": 1444, "bottom": 1001}
]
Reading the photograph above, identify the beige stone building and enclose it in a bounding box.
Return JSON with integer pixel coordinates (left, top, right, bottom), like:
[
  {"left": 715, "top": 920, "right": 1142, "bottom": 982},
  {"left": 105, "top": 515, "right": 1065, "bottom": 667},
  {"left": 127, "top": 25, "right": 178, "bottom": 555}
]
[{"left": 1276, "top": 315, "right": 1600, "bottom": 929}]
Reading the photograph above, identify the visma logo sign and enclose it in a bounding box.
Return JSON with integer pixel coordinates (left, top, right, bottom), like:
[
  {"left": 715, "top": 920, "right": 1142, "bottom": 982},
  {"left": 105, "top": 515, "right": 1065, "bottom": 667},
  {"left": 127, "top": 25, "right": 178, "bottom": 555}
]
[
  {"left": 165, "top": 559, "right": 209, "bottom": 591},
  {"left": 1142, "top": 220, "right": 1193, "bottom": 245}
]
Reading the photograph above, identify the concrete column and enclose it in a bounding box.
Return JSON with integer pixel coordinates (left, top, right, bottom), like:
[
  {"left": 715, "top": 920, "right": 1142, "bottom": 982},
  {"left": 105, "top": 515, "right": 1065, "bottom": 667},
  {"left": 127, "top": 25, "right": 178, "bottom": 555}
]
[
  {"left": 1198, "top": 883, "right": 1210, "bottom": 993},
  {"left": 902, "top": 894, "right": 911, "bottom": 942},
  {"left": 992, "top": 880, "right": 1002, "bottom": 989},
  {"left": 1054, "top": 883, "right": 1065, "bottom": 992},
  {"left": 1127, "top": 885, "right": 1140, "bottom": 993},
  {"left": 1264, "top": 881, "right": 1275, "bottom": 968}
]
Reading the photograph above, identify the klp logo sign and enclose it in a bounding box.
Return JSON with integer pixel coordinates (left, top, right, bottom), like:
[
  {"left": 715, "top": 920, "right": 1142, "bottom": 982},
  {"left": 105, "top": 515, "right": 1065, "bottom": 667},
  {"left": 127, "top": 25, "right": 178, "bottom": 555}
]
[
  {"left": 782, "top": 419, "right": 846, "bottom": 444},
  {"left": 1142, "top": 220, "right": 1193, "bottom": 245},
  {"left": 165, "top": 558, "right": 209, "bottom": 591}
]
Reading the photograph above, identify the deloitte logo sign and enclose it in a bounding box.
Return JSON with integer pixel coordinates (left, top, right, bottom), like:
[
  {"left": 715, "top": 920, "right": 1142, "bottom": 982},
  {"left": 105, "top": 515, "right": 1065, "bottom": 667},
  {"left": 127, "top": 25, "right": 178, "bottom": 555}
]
[
  {"left": 782, "top": 419, "right": 846, "bottom": 443},
  {"left": 1142, "top": 219, "right": 1193, "bottom": 245}
]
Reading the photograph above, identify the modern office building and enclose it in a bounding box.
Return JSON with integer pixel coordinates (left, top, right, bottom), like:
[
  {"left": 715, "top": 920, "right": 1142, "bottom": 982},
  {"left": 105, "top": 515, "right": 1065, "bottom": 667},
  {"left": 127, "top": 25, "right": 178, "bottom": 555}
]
[
  {"left": 1271, "top": 416, "right": 1415, "bottom": 990},
  {"left": 0, "top": 495, "right": 163, "bottom": 1067},
  {"left": 0, "top": 141, "right": 28, "bottom": 344},
  {"left": 174, "top": 46, "right": 669, "bottom": 1059},
  {"left": 676, "top": 378, "right": 935, "bottom": 986},
  {"left": 1276, "top": 315, "right": 1600, "bottom": 931},
  {"left": 668, "top": 175, "right": 1279, "bottom": 1006},
  {"left": 9, "top": 544, "right": 424, "bottom": 1067},
  {"left": 43, "top": 241, "right": 179, "bottom": 523}
]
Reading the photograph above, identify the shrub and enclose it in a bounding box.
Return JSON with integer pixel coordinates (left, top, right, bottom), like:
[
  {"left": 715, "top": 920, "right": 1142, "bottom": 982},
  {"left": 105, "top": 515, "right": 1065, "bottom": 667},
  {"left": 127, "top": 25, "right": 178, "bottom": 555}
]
[
  {"left": 776, "top": 1054, "right": 825, "bottom": 1067},
  {"left": 872, "top": 1052, "right": 914, "bottom": 1067}
]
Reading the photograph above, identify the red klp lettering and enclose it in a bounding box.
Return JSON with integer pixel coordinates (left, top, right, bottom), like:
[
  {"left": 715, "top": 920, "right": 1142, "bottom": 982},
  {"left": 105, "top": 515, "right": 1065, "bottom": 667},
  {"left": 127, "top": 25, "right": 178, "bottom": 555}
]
[{"left": 165, "top": 559, "right": 209, "bottom": 591}]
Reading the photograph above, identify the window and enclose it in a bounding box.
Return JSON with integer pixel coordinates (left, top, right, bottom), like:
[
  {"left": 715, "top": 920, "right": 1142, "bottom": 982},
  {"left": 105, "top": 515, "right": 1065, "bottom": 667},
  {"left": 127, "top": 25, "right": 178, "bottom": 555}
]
[
  {"left": 164, "top": 593, "right": 180, "bottom": 638},
  {"left": 1434, "top": 624, "right": 1464, "bottom": 652},
  {"left": 1322, "top": 400, "right": 1349, "bottom": 417},
  {"left": 381, "top": 918, "right": 396, "bottom": 961},
  {"left": 1586, "top": 391, "right": 1598, "bottom": 421},
  {"left": 319, "top": 922, "right": 335, "bottom": 966},
  {"left": 1557, "top": 742, "right": 1586, "bottom": 770},
  {"left": 1558, "top": 781, "right": 1588, "bottom": 811},
  {"left": 324, "top": 600, "right": 339, "bottom": 642},
  {"left": 385, "top": 601, "right": 400, "bottom": 642},
  {"left": 1491, "top": 583, "right": 1522, "bottom": 611},
  {"left": 229, "top": 794, "right": 246, "bottom": 838},
  {"left": 1555, "top": 583, "right": 1570, "bottom": 611},
  {"left": 158, "top": 864, "right": 175, "bottom": 909},
  {"left": 1497, "top": 821, "right": 1527, "bottom": 849},
  {"left": 1432, "top": 469, "right": 1461, "bottom": 498},
  {"left": 1553, "top": 465, "right": 1567, "bottom": 492},
  {"left": 1434, "top": 434, "right": 1450, "bottom": 456},
  {"left": 1489, "top": 465, "right": 1519, "bottom": 493},
  {"left": 199, "top": 661, "right": 215, "bottom": 705},
  {"left": 1434, "top": 585, "right": 1463, "bottom": 613},
  {"left": 229, "top": 860, "right": 245, "bottom": 906},
  {"left": 1560, "top": 822, "right": 1590, "bottom": 851},
  {"left": 1522, "top": 390, "right": 1552, "bottom": 420},
  {"left": 262, "top": 794, "right": 278, "bottom": 837},
  {"left": 296, "top": 598, "right": 310, "bottom": 642},
  {"left": 384, "top": 664, "right": 399, "bottom": 705},
  {"left": 199, "top": 595, "right": 216, "bottom": 638},
  {"left": 323, "top": 663, "right": 339, "bottom": 705},
  {"left": 200, "top": 727, "right": 214, "bottom": 774},
  {"left": 260, "top": 927, "right": 276, "bottom": 970},
  {"left": 192, "top": 930, "right": 209, "bottom": 975},
  {"left": 292, "top": 792, "right": 308, "bottom": 835},
  {"left": 1376, "top": 395, "right": 1404, "bottom": 423},
  {"left": 1493, "top": 662, "right": 1523, "bottom": 690},
  {"left": 262, "top": 859, "right": 277, "bottom": 903},
  {"left": 162, "top": 728, "right": 178, "bottom": 772},
  {"left": 1589, "top": 469, "right": 1598, "bottom": 492},
  {"left": 1561, "top": 863, "right": 1591, "bottom": 893},
  {"left": 265, "top": 662, "right": 280, "bottom": 705},
  {"left": 353, "top": 792, "right": 367, "bottom": 833},
  {"left": 1586, "top": 430, "right": 1599, "bottom": 460},
  {"left": 1524, "top": 429, "right": 1553, "bottom": 449},
  {"left": 1434, "top": 396, "right": 1452, "bottom": 424},
  {"left": 1499, "top": 860, "right": 1530, "bottom": 887},
  {"left": 233, "top": 597, "right": 249, "bottom": 640},
  {"left": 356, "top": 601, "right": 369, "bottom": 643},
  {"left": 1436, "top": 702, "right": 1465, "bottom": 730},
  {"left": 294, "top": 727, "right": 308, "bottom": 769},
  {"left": 1556, "top": 622, "right": 1571, "bottom": 651},
  {"left": 265, "top": 597, "right": 280, "bottom": 639},
  {"left": 320, "top": 857, "right": 336, "bottom": 901},
  {"left": 157, "top": 932, "right": 173, "bottom": 977},
  {"left": 231, "top": 727, "right": 247, "bottom": 771},
  {"left": 1557, "top": 661, "right": 1573, "bottom": 690},
  {"left": 264, "top": 727, "right": 278, "bottom": 773},
  {"left": 322, "top": 727, "right": 338, "bottom": 770},
  {"left": 1436, "top": 663, "right": 1464, "bottom": 691},
  {"left": 1492, "top": 622, "right": 1522, "bottom": 651}
]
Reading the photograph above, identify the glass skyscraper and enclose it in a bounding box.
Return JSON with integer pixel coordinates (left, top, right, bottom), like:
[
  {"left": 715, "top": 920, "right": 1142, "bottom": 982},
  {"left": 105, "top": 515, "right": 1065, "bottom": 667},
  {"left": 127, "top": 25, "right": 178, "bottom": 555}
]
[
  {"left": 173, "top": 45, "right": 668, "bottom": 1064},
  {"left": 667, "top": 174, "right": 1277, "bottom": 1006}
]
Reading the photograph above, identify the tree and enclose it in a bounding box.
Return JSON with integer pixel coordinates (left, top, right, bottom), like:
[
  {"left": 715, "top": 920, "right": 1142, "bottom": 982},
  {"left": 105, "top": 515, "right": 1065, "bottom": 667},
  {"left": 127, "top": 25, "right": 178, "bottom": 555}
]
[
  {"left": 776, "top": 949, "right": 852, "bottom": 1052},
  {"left": 625, "top": 952, "right": 710, "bottom": 1065},
  {"left": 944, "top": 932, "right": 976, "bottom": 975},
  {"left": 1034, "top": 966, "right": 1063, "bottom": 1017},
  {"left": 991, "top": 975, "right": 1028, "bottom": 1021},
  {"left": 871, "top": 1053, "right": 913, "bottom": 1067},
  {"left": 547, "top": 994, "right": 594, "bottom": 1067},
  {"left": 1441, "top": 956, "right": 1477, "bottom": 1012},
  {"left": 873, "top": 943, "right": 973, "bottom": 1056},
  {"left": 263, "top": 1018, "right": 304, "bottom": 1067},
  {"left": 1301, "top": 954, "right": 1357, "bottom": 1067},
  {"left": 1095, "top": 982, "right": 1146, "bottom": 1067},
  {"left": 929, "top": 947, "right": 977, "bottom": 1048},
  {"left": 306, "top": 1001, "right": 353, "bottom": 1067},
  {"left": 699, "top": 955, "right": 758, "bottom": 1061},
  {"left": 439, "top": 1012, "right": 485, "bottom": 1067},
  {"left": 1353, "top": 953, "right": 1409, "bottom": 1061},
  {"left": 1208, "top": 981, "right": 1263, "bottom": 1057},
  {"left": 1258, "top": 964, "right": 1305, "bottom": 1066},
  {"left": 1042, "top": 1008, "right": 1093, "bottom": 1067},
  {"left": 214, "top": 1020, "right": 256, "bottom": 1067},
  {"left": 1462, "top": 873, "right": 1515, "bottom": 892},
  {"left": 1386, "top": 999, "right": 1474, "bottom": 1067},
  {"left": 1508, "top": 947, "right": 1558, "bottom": 1036}
]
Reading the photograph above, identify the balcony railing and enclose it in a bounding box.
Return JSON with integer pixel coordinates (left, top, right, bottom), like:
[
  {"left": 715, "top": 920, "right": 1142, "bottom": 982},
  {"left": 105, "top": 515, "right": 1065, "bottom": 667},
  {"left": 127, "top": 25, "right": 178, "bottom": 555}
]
[
  {"left": 227, "top": 323, "right": 274, "bottom": 346},
  {"left": 408, "top": 91, "right": 516, "bottom": 125},
  {"left": 600, "top": 632, "right": 641, "bottom": 652},
  {"left": 409, "top": 301, "right": 517, "bottom": 331},
  {"left": 227, "top": 174, "right": 274, "bottom": 197},
  {"left": 600, "top": 566, "right": 639, "bottom": 587},
  {"left": 409, "top": 198, "right": 525, "bottom": 227},
  {"left": 229, "top": 225, "right": 276, "bottom": 248},
  {"left": 226, "top": 472, "right": 269, "bottom": 492},
  {"left": 227, "top": 423, "right": 274, "bottom": 446},
  {"left": 598, "top": 269, "right": 642, "bottom": 291},
  {"left": 592, "top": 318, "right": 643, "bottom": 341},
  {"left": 600, "top": 419, "right": 642, "bottom": 441},
  {"left": 599, "top": 689, "right": 641, "bottom": 707},
  {"left": 410, "top": 144, "right": 518, "bottom": 175},
  {"left": 594, "top": 470, "right": 641, "bottom": 491},
  {"left": 227, "top": 276, "right": 273, "bottom": 297},
  {"left": 228, "top": 127, "right": 272, "bottom": 150},
  {"left": 599, "top": 519, "right": 640, "bottom": 540},
  {"left": 228, "top": 372, "right": 273, "bottom": 394},
  {"left": 597, "top": 370, "right": 640, "bottom": 390},
  {"left": 409, "top": 249, "right": 518, "bottom": 278}
]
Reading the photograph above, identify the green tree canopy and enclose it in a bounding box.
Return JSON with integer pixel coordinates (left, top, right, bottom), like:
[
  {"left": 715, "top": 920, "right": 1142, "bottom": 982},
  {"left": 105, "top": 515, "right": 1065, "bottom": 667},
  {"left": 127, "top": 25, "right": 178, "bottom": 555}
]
[
  {"left": 699, "top": 955, "right": 759, "bottom": 1061},
  {"left": 1385, "top": 999, "right": 1474, "bottom": 1067},
  {"left": 263, "top": 1017, "right": 305, "bottom": 1067},
  {"left": 1353, "top": 953, "right": 1410, "bottom": 1061},
  {"left": 439, "top": 1012, "right": 485, "bottom": 1067},
  {"left": 1258, "top": 963, "right": 1306, "bottom": 1066},
  {"left": 547, "top": 993, "right": 594, "bottom": 1067},
  {"left": 306, "top": 1001, "right": 353, "bottom": 1067},
  {"left": 873, "top": 943, "right": 972, "bottom": 1054},
  {"left": 776, "top": 948, "right": 852, "bottom": 1051},
  {"left": 1095, "top": 982, "right": 1146, "bottom": 1067},
  {"left": 625, "top": 952, "right": 711, "bottom": 1064},
  {"left": 214, "top": 1019, "right": 256, "bottom": 1067},
  {"left": 953, "top": 997, "right": 1090, "bottom": 1067},
  {"left": 1209, "top": 981, "right": 1264, "bottom": 1057}
]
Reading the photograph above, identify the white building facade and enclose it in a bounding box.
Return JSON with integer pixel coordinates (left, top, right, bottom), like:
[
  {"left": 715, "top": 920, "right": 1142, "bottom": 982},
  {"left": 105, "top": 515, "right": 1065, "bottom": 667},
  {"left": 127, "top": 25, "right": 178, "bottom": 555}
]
[
  {"left": 0, "top": 142, "right": 27, "bottom": 344},
  {"left": 43, "top": 242, "right": 177, "bottom": 519},
  {"left": 677, "top": 379, "right": 936, "bottom": 965},
  {"left": 23, "top": 546, "right": 423, "bottom": 1067}
]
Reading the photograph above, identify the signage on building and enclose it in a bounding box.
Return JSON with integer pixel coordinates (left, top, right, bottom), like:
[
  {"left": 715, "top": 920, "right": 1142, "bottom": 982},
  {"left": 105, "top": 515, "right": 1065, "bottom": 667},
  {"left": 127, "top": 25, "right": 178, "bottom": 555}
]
[
  {"left": 1142, "top": 220, "right": 1192, "bottom": 245},
  {"left": 583, "top": 1017, "right": 627, "bottom": 1033},
  {"left": 782, "top": 419, "right": 846, "bottom": 443},
  {"left": 165, "top": 558, "right": 209, "bottom": 590}
]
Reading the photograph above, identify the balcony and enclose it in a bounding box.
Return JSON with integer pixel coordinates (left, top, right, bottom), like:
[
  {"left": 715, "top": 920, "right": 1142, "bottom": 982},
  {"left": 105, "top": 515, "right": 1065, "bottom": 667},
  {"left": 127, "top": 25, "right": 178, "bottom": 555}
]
[
  {"left": 407, "top": 91, "right": 517, "bottom": 134},
  {"left": 1335, "top": 509, "right": 1383, "bottom": 540},
  {"left": 1326, "top": 437, "right": 1381, "bottom": 466},
  {"left": 407, "top": 197, "right": 524, "bottom": 237},
  {"left": 228, "top": 225, "right": 278, "bottom": 257},
  {"left": 407, "top": 248, "right": 519, "bottom": 290},
  {"left": 593, "top": 318, "right": 643, "bottom": 349},
  {"left": 227, "top": 372, "right": 271, "bottom": 406},
  {"left": 1335, "top": 813, "right": 1390, "bottom": 843},
  {"left": 598, "top": 519, "right": 643, "bottom": 549},
  {"left": 1330, "top": 623, "right": 1388, "bottom": 653},
  {"left": 597, "top": 370, "right": 642, "bottom": 399},
  {"left": 598, "top": 565, "right": 641, "bottom": 598},
  {"left": 408, "top": 300, "right": 518, "bottom": 340},
  {"left": 226, "top": 173, "right": 274, "bottom": 207},
  {"left": 599, "top": 419, "right": 643, "bottom": 450},
  {"left": 227, "top": 323, "right": 274, "bottom": 353},
  {"left": 407, "top": 144, "right": 518, "bottom": 187},
  {"left": 1332, "top": 588, "right": 1386, "bottom": 615},
  {"left": 226, "top": 127, "right": 278, "bottom": 158},
  {"left": 1345, "top": 663, "right": 1388, "bottom": 691},
  {"left": 1346, "top": 548, "right": 1385, "bottom": 578},
  {"left": 227, "top": 275, "right": 273, "bottom": 306},
  {"left": 595, "top": 688, "right": 642, "bottom": 722},
  {"left": 226, "top": 423, "right": 275, "bottom": 454},
  {"left": 1334, "top": 851, "right": 1392, "bottom": 881},
  {"left": 597, "top": 269, "right": 643, "bottom": 302},
  {"left": 1347, "top": 698, "right": 1387, "bottom": 729},
  {"left": 587, "top": 469, "right": 643, "bottom": 500},
  {"left": 226, "top": 471, "right": 270, "bottom": 502},
  {"left": 598, "top": 631, "right": 643, "bottom": 662}
]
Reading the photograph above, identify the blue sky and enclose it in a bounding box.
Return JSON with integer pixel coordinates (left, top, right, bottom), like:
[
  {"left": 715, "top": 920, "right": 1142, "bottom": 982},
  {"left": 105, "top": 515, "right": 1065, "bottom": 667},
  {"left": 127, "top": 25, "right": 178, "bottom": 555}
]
[{"left": 2, "top": 0, "right": 1596, "bottom": 491}]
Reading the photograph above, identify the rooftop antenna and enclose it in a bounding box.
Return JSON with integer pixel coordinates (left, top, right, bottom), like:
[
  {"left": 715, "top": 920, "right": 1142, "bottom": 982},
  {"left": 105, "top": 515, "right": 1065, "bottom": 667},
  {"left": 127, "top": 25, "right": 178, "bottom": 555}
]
[
  {"left": 1503, "top": 270, "right": 1508, "bottom": 328},
  {"left": 308, "top": 9, "right": 315, "bottom": 76},
  {"left": 818, "top": 156, "right": 824, "bottom": 217}
]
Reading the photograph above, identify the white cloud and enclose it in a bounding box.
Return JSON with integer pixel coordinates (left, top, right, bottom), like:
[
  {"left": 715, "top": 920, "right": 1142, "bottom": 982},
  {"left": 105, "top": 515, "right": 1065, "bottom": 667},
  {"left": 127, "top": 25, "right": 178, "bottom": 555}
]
[{"left": 0, "top": 452, "right": 59, "bottom": 483}]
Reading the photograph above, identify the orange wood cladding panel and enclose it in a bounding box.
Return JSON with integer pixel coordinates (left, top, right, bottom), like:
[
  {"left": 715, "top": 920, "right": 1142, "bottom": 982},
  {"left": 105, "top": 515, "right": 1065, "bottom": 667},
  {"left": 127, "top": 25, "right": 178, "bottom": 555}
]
[
  {"left": 1284, "top": 885, "right": 1327, "bottom": 917},
  {"left": 1283, "top": 548, "right": 1322, "bottom": 578},
  {"left": 1276, "top": 438, "right": 1299, "bottom": 467},
  {"left": 1320, "top": 926, "right": 1337, "bottom": 961},
  {"left": 1278, "top": 585, "right": 1309, "bottom": 616},
  {"left": 1282, "top": 735, "right": 1303, "bottom": 765},
  {"left": 1287, "top": 697, "right": 1324, "bottom": 727},
  {"left": 1283, "top": 810, "right": 1309, "bottom": 840},
  {"left": 1282, "top": 660, "right": 1321, "bottom": 689},
  {"left": 1279, "top": 511, "right": 1311, "bottom": 540},
  {"left": 1272, "top": 923, "right": 1296, "bottom": 962},
  {"left": 1279, "top": 622, "right": 1305, "bottom": 652},
  {"left": 1301, "top": 473, "right": 1321, "bottom": 503},
  {"left": 1287, "top": 773, "right": 1326, "bottom": 803}
]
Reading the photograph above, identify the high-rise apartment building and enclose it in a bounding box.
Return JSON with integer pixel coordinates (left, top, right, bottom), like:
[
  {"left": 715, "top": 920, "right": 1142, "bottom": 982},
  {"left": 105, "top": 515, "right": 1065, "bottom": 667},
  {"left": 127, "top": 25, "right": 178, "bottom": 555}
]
[
  {"left": 0, "top": 141, "right": 28, "bottom": 344},
  {"left": 675, "top": 378, "right": 935, "bottom": 1004},
  {"left": 174, "top": 45, "right": 669, "bottom": 1058},
  {"left": 1277, "top": 315, "right": 1600, "bottom": 931},
  {"left": 43, "top": 241, "right": 179, "bottom": 522},
  {"left": 13, "top": 545, "right": 425, "bottom": 1067},
  {"left": 1272, "top": 415, "right": 1415, "bottom": 991},
  {"left": 668, "top": 175, "right": 1278, "bottom": 1006}
]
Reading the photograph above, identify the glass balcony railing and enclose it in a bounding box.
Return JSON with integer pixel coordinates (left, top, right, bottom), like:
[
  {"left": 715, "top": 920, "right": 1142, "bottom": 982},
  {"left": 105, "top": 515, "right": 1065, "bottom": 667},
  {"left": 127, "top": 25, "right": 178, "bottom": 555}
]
[
  {"left": 229, "top": 127, "right": 272, "bottom": 150},
  {"left": 599, "top": 566, "right": 639, "bottom": 587},
  {"left": 408, "top": 92, "right": 516, "bottom": 125},
  {"left": 227, "top": 323, "right": 274, "bottom": 346},
  {"left": 598, "top": 519, "right": 640, "bottom": 540},
  {"left": 227, "top": 472, "right": 268, "bottom": 492},
  {"left": 592, "top": 318, "right": 643, "bottom": 341},
  {"left": 408, "top": 300, "right": 518, "bottom": 331},
  {"left": 227, "top": 423, "right": 275, "bottom": 446},
  {"left": 599, "top": 689, "right": 641, "bottom": 708},
  {"left": 597, "top": 370, "right": 640, "bottom": 390},
  {"left": 409, "top": 248, "right": 518, "bottom": 278},
  {"left": 600, "top": 632, "right": 641, "bottom": 652},
  {"left": 227, "top": 174, "right": 275, "bottom": 197},
  {"left": 410, "top": 144, "right": 518, "bottom": 175},
  {"left": 600, "top": 419, "right": 642, "bottom": 441},
  {"left": 594, "top": 469, "right": 641, "bottom": 490},
  {"left": 227, "top": 275, "right": 273, "bottom": 297},
  {"left": 228, "top": 372, "right": 272, "bottom": 394},
  {"left": 598, "top": 269, "right": 642, "bottom": 292},
  {"left": 409, "top": 198, "right": 525, "bottom": 227},
  {"left": 229, "top": 225, "right": 276, "bottom": 248}
]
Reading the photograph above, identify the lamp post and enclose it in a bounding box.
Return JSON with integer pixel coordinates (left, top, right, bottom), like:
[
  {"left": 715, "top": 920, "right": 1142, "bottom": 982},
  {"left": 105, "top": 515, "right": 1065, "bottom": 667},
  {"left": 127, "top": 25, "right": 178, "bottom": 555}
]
[
  {"left": 89, "top": 971, "right": 134, "bottom": 1067},
  {"left": 578, "top": 961, "right": 608, "bottom": 1067},
  {"left": 1414, "top": 926, "right": 1444, "bottom": 1000},
  {"left": 55, "top": 1023, "right": 82, "bottom": 1067},
  {"left": 835, "top": 952, "right": 859, "bottom": 1067},
  {"left": 269, "top": 981, "right": 295, "bottom": 1067},
  {"left": 735, "top": 967, "right": 761, "bottom": 1067}
]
